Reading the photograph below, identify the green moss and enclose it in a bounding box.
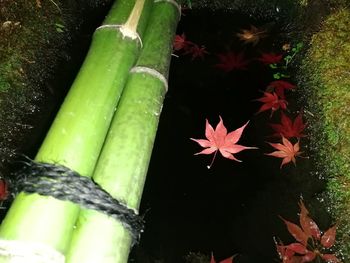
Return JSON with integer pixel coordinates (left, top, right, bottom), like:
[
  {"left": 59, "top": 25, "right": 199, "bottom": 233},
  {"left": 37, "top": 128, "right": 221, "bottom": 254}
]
[
  {"left": 0, "top": 1, "right": 60, "bottom": 163},
  {"left": 0, "top": 0, "right": 112, "bottom": 171},
  {"left": 298, "top": 8, "right": 350, "bottom": 260}
]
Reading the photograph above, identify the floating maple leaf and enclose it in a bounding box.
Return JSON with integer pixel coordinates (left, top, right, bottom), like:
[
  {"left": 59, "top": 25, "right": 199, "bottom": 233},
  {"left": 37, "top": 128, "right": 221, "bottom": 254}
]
[
  {"left": 210, "top": 252, "right": 234, "bottom": 263},
  {"left": 270, "top": 112, "right": 306, "bottom": 139},
  {"left": 183, "top": 43, "right": 209, "bottom": 60},
  {"left": 276, "top": 200, "right": 340, "bottom": 263},
  {"left": 236, "top": 25, "right": 267, "bottom": 46},
  {"left": 191, "top": 116, "right": 257, "bottom": 169},
  {"left": 266, "top": 80, "right": 296, "bottom": 99},
  {"left": 265, "top": 136, "right": 301, "bottom": 168},
  {"left": 258, "top": 53, "right": 283, "bottom": 64},
  {"left": 214, "top": 52, "right": 249, "bottom": 72},
  {"left": 255, "top": 92, "right": 287, "bottom": 116}
]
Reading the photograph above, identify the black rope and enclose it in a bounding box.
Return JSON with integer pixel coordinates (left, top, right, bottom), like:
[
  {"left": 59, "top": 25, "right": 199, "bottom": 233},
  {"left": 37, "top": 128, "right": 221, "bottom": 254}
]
[{"left": 14, "top": 159, "right": 144, "bottom": 244}]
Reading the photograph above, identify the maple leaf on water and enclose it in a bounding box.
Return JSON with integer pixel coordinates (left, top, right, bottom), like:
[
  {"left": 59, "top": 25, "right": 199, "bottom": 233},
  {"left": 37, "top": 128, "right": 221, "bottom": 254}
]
[
  {"left": 190, "top": 116, "right": 257, "bottom": 169},
  {"left": 265, "top": 136, "right": 301, "bottom": 168},
  {"left": 236, "top": 25, "right": 267, "bottom": 46},
  {"left": 270, "top": 112, "right": 307, "bottom": 139},
  {"left": 258, "top": 52, "right": 283, "bottom": 65},
  {"left": 266, "top": 80, "right": 296, "bottom": 99},
  {"left": 255, "top": 92, "right": 288, "bottom": 116},
  {"left": 183, "top": 43, "right": 209, "bottom": 60},
  {"left": 214, "top": 51, "right": 249, "bottom": 72},
  {"left": 276, "top": 199, "right": 341, "bottom": 263},
  {"left": 210, "top": 252, "right": 235, "bottom": 263}
]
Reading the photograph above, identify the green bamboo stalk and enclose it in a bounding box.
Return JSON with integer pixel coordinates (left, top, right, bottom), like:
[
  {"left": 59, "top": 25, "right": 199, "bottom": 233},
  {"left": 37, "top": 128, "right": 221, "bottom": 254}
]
[
  {"left": 0, "top": 0, "right": 152, "bottom": 261},
  {"left": 65, "top": 1, "right": 181, "bottom": 262}
]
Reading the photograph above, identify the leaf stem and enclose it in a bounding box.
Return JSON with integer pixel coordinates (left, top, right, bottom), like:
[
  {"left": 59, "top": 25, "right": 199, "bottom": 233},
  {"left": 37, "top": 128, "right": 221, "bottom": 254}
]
[{"left": 207, "top": 150, "right": 218, "bottom": 169}]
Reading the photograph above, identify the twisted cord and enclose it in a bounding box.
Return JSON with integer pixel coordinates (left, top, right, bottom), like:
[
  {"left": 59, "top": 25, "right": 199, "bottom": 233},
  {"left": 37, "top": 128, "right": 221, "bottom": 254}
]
[{"left": 15, "top": 159, "right": 144, "bottom": 243}]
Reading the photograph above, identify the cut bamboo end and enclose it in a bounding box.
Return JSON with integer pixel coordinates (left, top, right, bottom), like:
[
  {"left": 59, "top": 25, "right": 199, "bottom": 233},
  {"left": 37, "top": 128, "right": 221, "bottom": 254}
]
[
  {"left": 95, "top": 24, "right": 143, "bottom": 47},
  {"left": 121, "top": 0, "right": 146, "bottom": 42},
  {"left": 0, "top": 240, "right": 65, "bottom": 263},
  {"left": 119, "top": 26, "right": 143, "bottom": 46},
  {"left": 95, "top": 0, "right": 149, "bottom": 46}
]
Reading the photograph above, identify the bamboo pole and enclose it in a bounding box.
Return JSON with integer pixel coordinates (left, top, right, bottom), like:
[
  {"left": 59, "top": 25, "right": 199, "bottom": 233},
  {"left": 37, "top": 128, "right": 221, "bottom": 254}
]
[
  {"left": 0, "top": 0, "right": 152, "bottom": 262},
  {"left": 65, "top": 1, "right": 181, "bottom": 262}
]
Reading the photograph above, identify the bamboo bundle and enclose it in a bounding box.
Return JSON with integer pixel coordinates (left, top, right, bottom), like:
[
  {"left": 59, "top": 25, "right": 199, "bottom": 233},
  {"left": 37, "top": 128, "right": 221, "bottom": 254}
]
[
  {"left": 0, "top": 0, "right": 152, "bottom": 262},
  {"left": 65, "top": 1, "right": 180, "bottom": 262}
]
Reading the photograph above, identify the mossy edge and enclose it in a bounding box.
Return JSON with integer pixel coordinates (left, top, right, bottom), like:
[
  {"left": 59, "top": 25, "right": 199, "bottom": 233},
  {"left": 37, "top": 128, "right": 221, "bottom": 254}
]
[{"left": 298, "top": 8, "right": 350, "bottom": 260}]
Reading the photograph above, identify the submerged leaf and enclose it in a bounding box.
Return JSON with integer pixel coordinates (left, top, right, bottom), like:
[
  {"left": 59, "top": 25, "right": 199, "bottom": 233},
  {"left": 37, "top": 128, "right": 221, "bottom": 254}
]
[
  {"left": 183, "top": 44, "right": 209, "bottom": 60},
  {"left": 0, "top": 179, "right": 8, "bottom": 201},
  {"left": 214, "top": 51, "right": 249, "bottom": 72},
  {"left": 255, "top": 92, "right": 287, "bottom": 116},
  {"left": 266, "top": 80, "right": 296, "bottom": 99},
  {"left": 270, "top": 112, "right": 306, "bottom": 139},
  {"left": 173, "top": 33, "right": 192, "bottom": 51},
  {"left": 258, "top": 53, "right": 283, "bottom": 64}
]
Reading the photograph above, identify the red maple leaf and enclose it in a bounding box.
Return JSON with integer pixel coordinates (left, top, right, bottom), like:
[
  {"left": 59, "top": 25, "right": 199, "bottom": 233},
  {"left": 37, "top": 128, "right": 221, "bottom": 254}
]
[
  {"left": 173, "top": 33, "right": 193, "bottom": 51},
  {"left": 214, "top": 51, "right": 249, "bottom": 72},
  {"left": 210, "top": 252, "right": 235, "bottom": 263},
  {"left": 0, "top": 179, "right": 8, "bottom": 201},
  {"left": 258, "top": 53, "right": 283, "bottom": 64},
  {"left": 270, "top": 112, "right": 306, "bottom": 139},
  {"left": 298, "top": 200, "right": 321, "bottom": 241},
  {"left": 282, "top": 243, "right": 316, "bottom": 263},
  {"left": 173, "top": 34, "right": 208, "bottom": 60},
  {"left": 190, "top": 116, "right": 257, "bottom": 169},
  {"left": 183, "top": 43, "right": 209, "bottom": 60},
  {"left": 266, "top": 80, "right": 296, "bottom": 99},
  {"left": 276, "top": 200, "right": 340, "bottom": 263},
  {"left": 265, "top": 136, "right": 301, "bottom": 168},
  {"left": 255, "top": 92, "right": 287, "bottom": 116},
  {"left": 276, "top": 242, "right": 306, "bottom": 263}
]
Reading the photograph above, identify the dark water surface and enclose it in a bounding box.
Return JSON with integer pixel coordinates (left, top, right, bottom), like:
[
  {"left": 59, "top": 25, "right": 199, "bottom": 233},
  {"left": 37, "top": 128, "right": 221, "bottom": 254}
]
[{"left": 132, "top": 9, "right": 326, "bottom": 263}]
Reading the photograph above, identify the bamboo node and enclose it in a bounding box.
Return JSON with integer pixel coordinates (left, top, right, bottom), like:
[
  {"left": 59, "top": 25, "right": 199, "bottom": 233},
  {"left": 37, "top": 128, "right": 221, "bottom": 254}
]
[
  {"left": 154, "top": 0, "right": 181, "bottom": 18},
  {"left": 0, "top": 240, "right": 64, "bottom": 263},
  {"left": 130, "top": 66, "right": 168, "bottom": 92},
  {"left": 95, "top": 24, "right": 143, "bottom": 47}
]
